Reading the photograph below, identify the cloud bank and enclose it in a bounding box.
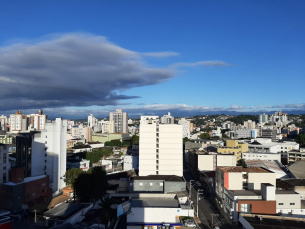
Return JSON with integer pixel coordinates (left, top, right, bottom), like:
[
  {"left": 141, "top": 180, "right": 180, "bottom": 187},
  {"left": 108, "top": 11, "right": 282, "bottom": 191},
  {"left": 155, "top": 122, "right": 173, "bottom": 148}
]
[{"left": 0, "top": 33, "right": 175, "bottom": 111}]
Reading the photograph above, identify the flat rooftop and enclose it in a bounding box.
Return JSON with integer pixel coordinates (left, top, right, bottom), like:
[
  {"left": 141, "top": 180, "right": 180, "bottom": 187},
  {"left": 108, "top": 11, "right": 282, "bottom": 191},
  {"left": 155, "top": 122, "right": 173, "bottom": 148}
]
[
  {"left": 218, "top": 166, "right": 272, "bottom": 173},
  {"left": 132, "top": 175, "right": 184, "bottom": 182},
  {"left": 227, "top": 189, "right": 262, "bottom": 197},
  {"left": 131, "top": 198, "right": 179, "bottom": 208}
]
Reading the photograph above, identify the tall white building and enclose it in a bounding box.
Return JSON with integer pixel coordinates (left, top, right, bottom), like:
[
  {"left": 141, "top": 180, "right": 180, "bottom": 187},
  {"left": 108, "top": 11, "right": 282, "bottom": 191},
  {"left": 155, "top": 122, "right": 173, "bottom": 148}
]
[
  {"left": 178, "top": 118, "right": 190, "bottom": 138},
  {"left": 0, "top": 115, "right": 7, "bottom": 131},
  {"left": 17, "top": 118, "right": 67, "bottom": 195},
  {"left": 259, "top": 113, "right": 269, "bottom": 124},
  {"left": 88, "top": 114, "right": 98, "bottom": 128},
  {"left": 160, "top": 112, "right": 174, "bottom": 124},
  {"left": 109, "top": 109, "right": 128, "bottom": 133},
  {"left": 139, "top": 116, "right": 183, "bottom": 176},
  {"left": 243, "top": 120, "right": 256, "bottom": 129},
  {"left": 10, "top": 110, "right": 46, "bottom": 133}
]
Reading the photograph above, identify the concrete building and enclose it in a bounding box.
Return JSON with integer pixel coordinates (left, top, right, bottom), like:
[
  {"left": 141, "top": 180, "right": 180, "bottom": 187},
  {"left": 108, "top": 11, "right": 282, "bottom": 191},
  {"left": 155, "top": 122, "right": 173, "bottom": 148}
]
[
  {"left": 178, "top": 118, "right": 190, "bottom": 138},
  {"left": 188, "top": 150, "right": 236, "bottom": 172},
  {"left": 87, "top": 114, "right": 97, "bottom": 128},
  {"left": 245, "top": 160, "right": 289, "bottom": 179},
  {"left": 67, "top": 158, "right": 90, "bottom": 171},
  {"left": 287, "top": 148, "right": 305, "bottom": 164},
  {"left": 269, "top": 111, "right": 288, "bottom": 123},
  {"left": 160, "top": 112, "right": 174, "bottom": 124},
  {"left": 126, "top": 194, "right": 193, "bottom": 229},
  {"left": 0, "top": 115, "right": 7, "bottom": 131},
  {"left": 16, "top": 118, "right": 67, "bottom": 195},
  {"left": 71, "top": 124, "right": 92, "bottom": 142},
  {"left": 109, "top": 109, "right": 128, "bottom": 133},
  {"left": 0, "top": 144, "right": 9, "bottom": 184},
  {"left": 98, "top": 120, "right": 114, "bottom": 134},
  {"left": 234, "top": 129, "right": 257, "bottom": 139},
  {"left": 216, "top": 166, "right": 276, "bottom": 200},
  {"left": 0, "top": 167, "right": 52, "bottom": 212},
  {"left": 262, "top": 129, "right": 278, "bottom": 142},
  {"left": 9, "top": 111, "right": 28, "bottom": 134},
  {"left": 128, "top": 119, "right": 133, "bottom": 125},
  {"left": 0, "top": 135, "right": 15, "bottom": 144},
  {"left": 139, "top": 116, "right": 183, "bottom": 176},
  {"left": 242, "top": 152, "right": 281, "bottom": 162},
  {"left": 123, "top": 155, "right": 139, "bottom": 171},
  {"left": 259, "top": 113, "right": 269, "bottom": 124},
  {"left": 92, "top": 132, "right": 130, "bottom": 143},
  {"left": 217, "top": 140, "right": 248, "bottom": 162},
  {"left": 243, "top": 120, "right": 256, "bottom": 129}
]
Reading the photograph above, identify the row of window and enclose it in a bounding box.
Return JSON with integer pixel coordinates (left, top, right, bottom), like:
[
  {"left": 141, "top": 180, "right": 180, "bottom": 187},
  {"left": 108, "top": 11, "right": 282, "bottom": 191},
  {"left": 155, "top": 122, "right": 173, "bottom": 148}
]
[{"left": 278, "top": 203, "right": 295, "bottom": 205}]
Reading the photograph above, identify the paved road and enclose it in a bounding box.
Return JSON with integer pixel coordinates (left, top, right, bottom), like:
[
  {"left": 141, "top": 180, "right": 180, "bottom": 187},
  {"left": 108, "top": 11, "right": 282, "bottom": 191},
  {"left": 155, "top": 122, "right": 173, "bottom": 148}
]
[{"left": 183, "top": 168, "right": 233, "bottom": 229}]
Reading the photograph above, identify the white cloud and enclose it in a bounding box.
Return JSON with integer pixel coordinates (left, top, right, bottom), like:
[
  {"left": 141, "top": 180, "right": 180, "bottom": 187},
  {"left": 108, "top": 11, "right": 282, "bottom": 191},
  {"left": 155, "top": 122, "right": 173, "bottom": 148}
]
[
  {"left": 170, "top": 60, "right": 232, "bottom": 68},
  {"left": 143, "top": 51, "right": 180, "bottom": 57}
]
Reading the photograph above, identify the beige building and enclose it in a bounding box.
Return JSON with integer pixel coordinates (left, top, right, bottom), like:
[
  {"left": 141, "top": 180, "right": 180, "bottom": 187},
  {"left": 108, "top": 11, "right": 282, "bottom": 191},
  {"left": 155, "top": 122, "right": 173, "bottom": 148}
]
[
  {"left": 109, "top": 109, "right": 128, "bottom": 133},
  {"left": 243, "top": 120, "right": 256, "bottom": 129},
  {"left": 0, "top": 115, "right": 7, "bottom": 131},
  {"left": 217, "top": 140, "right": 248, "bottom": 162},
  {"left": 139, "top": 116, "right": 183, "bottom": 176}
]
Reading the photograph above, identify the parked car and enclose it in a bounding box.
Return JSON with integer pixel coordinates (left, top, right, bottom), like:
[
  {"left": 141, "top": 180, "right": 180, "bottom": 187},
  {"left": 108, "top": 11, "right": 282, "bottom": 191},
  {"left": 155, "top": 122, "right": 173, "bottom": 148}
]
[{"left": 184, "top": 219, "right": 197, "bottom": 228}]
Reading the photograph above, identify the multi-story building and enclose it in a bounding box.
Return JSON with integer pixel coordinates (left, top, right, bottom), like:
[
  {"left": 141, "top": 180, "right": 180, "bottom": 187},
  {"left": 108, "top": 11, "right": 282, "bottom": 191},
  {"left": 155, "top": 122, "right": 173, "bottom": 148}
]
[
  {"left": 178, "top": 118, "right": 190, "bottom": 138},
  {"left": 10, "top": 110, "right": 46, "bottom": 134},
  {"left": 0, "top": 115, "right": 7, "bottom": 131},
  {"left": 262, "top": 129, "right": 278, "bottom": 142},
  {"left": 160, "top": 112, "right": 174, "bottom": 124},
  {"left": 234, "top": 129, "right": 257, "bottom": 139},
  {"left": 88, "top": 114, "right": 97, "bottom": 128},
  {"left": 217, "top": 140, "right": 248, "bottom": 162},
  {"left": 243, "top": 120, "right": 256, "bottom": 129},
  {"left": 259, "top": 113, "right": 268, "bottom": 124},
  {"left": 287, "top": 148, "right": 305, "bottom": 164},
  {"left": 188, "top": 150, "right": 236, "bottom": 172},
  {"left": 16, "top": 118, "right": 67, "bottom": 195},
  {"left": 0, "top": 144, "right": 9, "bottom": 184},
  {"left": 109, "top": 109, "right": 128, "bottom": 133},
  {"left": 67, "top": 158, "right": 90, "bottom": 171},
  {"left": 71, "top": 124, "right": 92, "bottom": 142},
  {"left": 242, "top": 152, "right": 281, "bottom": 162},
  {"left": 216, "top": 166, "right": 276, "bottom": 199},
  {"left": 269, "top": 111, "right": 288, "bottom": 123},
  {"left": 99, "top": 120, "right": 114, "bottom": 133},
  {"left": 139, "top": 116, "right": 183, "bottom": 176}
]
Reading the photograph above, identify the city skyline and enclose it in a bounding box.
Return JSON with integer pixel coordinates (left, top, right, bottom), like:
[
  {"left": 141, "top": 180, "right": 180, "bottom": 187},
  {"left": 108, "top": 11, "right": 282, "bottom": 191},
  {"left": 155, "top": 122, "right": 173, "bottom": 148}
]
[{"left": 1, "top": 1, "right": 304, "bottom": 118}]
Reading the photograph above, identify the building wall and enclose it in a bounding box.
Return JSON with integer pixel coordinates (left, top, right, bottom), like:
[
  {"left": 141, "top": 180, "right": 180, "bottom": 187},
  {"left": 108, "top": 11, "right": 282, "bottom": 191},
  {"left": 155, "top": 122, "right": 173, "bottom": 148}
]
[
  {"left": 276, "top": 193, "right": 301, "bottom": 210},
  {"left": 238, "top": 200, "right": 276, "bottom": 214},
  {"left": 198, "top": 155, "right": 214, "bottom": 171},
  {"left": 109, "top": 109, "right": 128, "bottom": 133},
  {"left": 217, "top": 155, "right": 236, "bottom": 167},
  {"left": 164, "top": 181, "right": 186, "bottom": 193},
  {"left": 247, "top": 173, "right": 276, "bottom": 190},
  {"left": 228, "top": 173, "right": 243, "bottom": 190},
  {"left": 0, "top": 145, "right": 9, "bottom": 184},
  {"left": 242, "top": 152, "right": 281, "bottom": 161},
  {"left": 139, "top": 122, "right": 182, "bottom": 176},
  {"left": 131, "top": 180, "right": 164, "bottom": 193}
]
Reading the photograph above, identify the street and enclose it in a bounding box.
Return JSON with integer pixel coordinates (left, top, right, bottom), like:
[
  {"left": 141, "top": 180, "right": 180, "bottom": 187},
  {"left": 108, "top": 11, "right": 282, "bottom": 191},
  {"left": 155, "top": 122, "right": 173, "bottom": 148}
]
[{"left": 183, "top": 168, "right": 233, "bottom": 229}]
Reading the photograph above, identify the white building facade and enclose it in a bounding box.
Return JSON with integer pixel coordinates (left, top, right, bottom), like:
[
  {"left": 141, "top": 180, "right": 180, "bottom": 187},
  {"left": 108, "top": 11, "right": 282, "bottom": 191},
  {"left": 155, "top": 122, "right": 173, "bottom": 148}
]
[
  {"left": 178, "top": 118, "right": 190, "bottom": 138},
  {"left": 160, "top": 112, "right": 174, "bottom": 124},
  {"left": 139, "top": 116, "right": 183, "bottom": 176},
  {"left": 109, "top": 109, "right": 128, "bottom": 133}
]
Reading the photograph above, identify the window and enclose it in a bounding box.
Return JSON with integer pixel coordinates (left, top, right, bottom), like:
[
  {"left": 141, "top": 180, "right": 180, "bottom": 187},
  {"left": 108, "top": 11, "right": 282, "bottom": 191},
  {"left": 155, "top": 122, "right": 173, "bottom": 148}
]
[
  {"left": 240, "top": 204, "right": 252, "bottom": 213},
  {"left": 290, "top": 203, "right": 295, "bottom": 205},
  {"left": 278, "top": 203, "right": 284, "bottom": 205},
  {"left": 160, "top": 183, "right": 163, "bottom": 186},
  {"left": 150, "top": 183, "right": 153, "bottom": 186},
  {"left": 139, "top": 183, "right": 143, "bottom": 186}
]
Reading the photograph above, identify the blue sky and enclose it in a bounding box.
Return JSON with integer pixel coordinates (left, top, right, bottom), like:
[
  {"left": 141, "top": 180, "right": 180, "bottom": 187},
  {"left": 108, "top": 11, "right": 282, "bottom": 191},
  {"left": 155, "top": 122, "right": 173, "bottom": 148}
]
[{"left": 0, "top": 1, "right": 304, "bottom": 118}]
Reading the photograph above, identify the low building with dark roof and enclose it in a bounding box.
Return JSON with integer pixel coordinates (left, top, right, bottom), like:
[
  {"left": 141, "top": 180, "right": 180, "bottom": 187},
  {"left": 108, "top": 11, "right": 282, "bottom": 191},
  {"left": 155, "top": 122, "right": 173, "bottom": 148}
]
[{"left": 130, "top": 175, "right": 186, "bottom": 194}]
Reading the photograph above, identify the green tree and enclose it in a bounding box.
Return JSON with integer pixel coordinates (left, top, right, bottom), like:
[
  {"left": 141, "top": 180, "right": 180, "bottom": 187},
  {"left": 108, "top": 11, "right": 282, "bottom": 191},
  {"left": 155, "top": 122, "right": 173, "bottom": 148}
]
[
  {"left": 86, "top": 148, "right": 113, "bottom": 164},
  {"left": 237, "top": 159, "right": 247, "bottom": 168},
  {"left": 74, "top": 167, "right": 108, "bottom": 202},
  {"left": 222, "top": 133, "right": 229, "bottom": 139},
  {"left": 200, "top": 133, "right": 210, "bottom": 140},
  {"left": 183, "top": 137, "right": 189, "bottom": 144},
  {"left": 105, "top": 139, "right": 122, "bottom": 147},
  {"left": 63, "top": 168, "right": 84, "bottom": 187},
  {"left": 75, "top": 142, "right": 85, "bottom": 146},
  {"left": 131, "top": 135, "right": 139, "bottom": 144},
  {"left": 296, "top": 134, "right": 305, "bottom": 147}
]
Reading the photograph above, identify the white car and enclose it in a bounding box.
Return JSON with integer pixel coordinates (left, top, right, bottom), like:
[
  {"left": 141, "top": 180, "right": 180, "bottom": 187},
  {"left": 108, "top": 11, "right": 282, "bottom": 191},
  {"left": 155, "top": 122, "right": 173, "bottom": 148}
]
[{"left": 184, "top": 220, "right": 197, "bottom": 228}]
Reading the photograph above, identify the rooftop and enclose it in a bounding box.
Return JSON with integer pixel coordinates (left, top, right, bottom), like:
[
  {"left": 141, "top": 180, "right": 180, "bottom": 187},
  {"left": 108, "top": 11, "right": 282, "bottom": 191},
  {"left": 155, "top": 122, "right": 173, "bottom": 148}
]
[
  {"left": 281, "top": 179, "right": 305, "bottom": 187},
  {"left": 289, "top": 161, "right": 305, "bottom": 178},
  {"left": 71, "top": 145, "right": 92, "bottom": 149},
  {"left": 106, "top": 170, "right": 137, "bottom": 180},
  {"left": 4, "top": 175, "right": 47, "bottom": 186},
  {"left": 245, "top": 160, "right": 287, "bottom": 175},
  {"left": 44, "top": 203, "right": 91, "bottom": 220},
  {"left": 227, "top": 189, "right": 261, "bottom": 197},
  {"left": 131, "top": 198, "right": 179, "bottom": 208},
  {"left": 218, "top": 166, "right": 272, "bottom": 173},
  {"left": 132, "top": 175, "right": 184, "bottom": 182}
]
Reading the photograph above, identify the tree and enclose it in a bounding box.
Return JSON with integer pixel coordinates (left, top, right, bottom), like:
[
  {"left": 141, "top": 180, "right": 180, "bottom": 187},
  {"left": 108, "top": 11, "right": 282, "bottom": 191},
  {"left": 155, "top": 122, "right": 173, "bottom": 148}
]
[
  {"left": 222, "top": 133, "right": 229, "bottom": 139},
  {"left": 131, "top": 135, "right": 139, "bottom": 144},
  {"left": 86, "top": 148, "right": 113, "bottom": 164},
  {"left": 63, "top": 168, "right": 84, "bottom": 187},
  {"left": 105, "top": 139, "right": 122, "bottom": 147},
  {"left": 74, "top": 166, "right": 108, "bottom": 202},
  {"left": 237, "top": 159, "right": 247, "bottom": 168},
  {"left": 75, "top": 142, "right": 85, "bottom": 146},
  {"left": 296, "top": 134, "right": 305, "bottom": 147},
  {"left": 183, "top": 137, "right": 189, "bottom": 144},
  {"left": 200, "top": 133, "right": 210, "bottom": 140}
]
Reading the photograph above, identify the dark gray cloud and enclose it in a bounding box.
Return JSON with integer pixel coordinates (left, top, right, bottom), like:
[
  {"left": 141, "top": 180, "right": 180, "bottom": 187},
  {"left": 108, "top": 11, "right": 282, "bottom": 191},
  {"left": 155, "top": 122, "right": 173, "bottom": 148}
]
[{"left": 0, "top": 33, "right": 175, "bottom": 111}]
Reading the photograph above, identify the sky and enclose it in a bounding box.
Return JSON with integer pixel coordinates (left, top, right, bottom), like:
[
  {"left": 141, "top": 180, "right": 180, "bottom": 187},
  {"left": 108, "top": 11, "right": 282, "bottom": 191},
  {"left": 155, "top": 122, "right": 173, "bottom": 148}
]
[{"left": 0, "top": 1, "right": 304, "bottom": 118}]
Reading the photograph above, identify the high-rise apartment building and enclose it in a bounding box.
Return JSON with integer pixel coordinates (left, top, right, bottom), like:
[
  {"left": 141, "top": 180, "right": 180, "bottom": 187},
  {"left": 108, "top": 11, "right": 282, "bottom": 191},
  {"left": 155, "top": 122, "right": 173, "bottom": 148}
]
[
  {"left": 139, "top": 116, "right": 183, "bottom": 176},
  {"left": 160, "top": 112, "right": 174, "bottom": 124},
  {"left": 109, "top": 109, "right": 128, "bottom": 133},
  {"left": 16, "top": 118, "right": 67, "bottom": 195},
  {"left": 178, "top": 118, "right": 191, "bottom": 138},
  {"left": 10, "top": 110, "right": 46, "bottom": 134},
  {"left": 243, "top": 120, "right": 256, "bottom": 129},
  {"left": 259, "top": 113, "right": 269, "bottom": 124},
  {"left": 88, "top": 114, "right": 98, "bottom": 128},
  {"left": 0, "top": 115, "right": 7, "bottom": 132}
]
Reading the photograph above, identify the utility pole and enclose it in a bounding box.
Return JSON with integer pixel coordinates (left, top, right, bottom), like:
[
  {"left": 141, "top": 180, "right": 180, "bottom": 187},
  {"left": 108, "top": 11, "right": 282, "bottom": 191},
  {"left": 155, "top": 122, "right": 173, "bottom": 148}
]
[
  {"left": 197, "top": 189, "right": 203, "bottom": 217},
  {"left": 189, "top": 180, "right": 194, "bottom": 199},
  {"left": 211, "top": 213, "right": 219, "bottom": 228}
]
